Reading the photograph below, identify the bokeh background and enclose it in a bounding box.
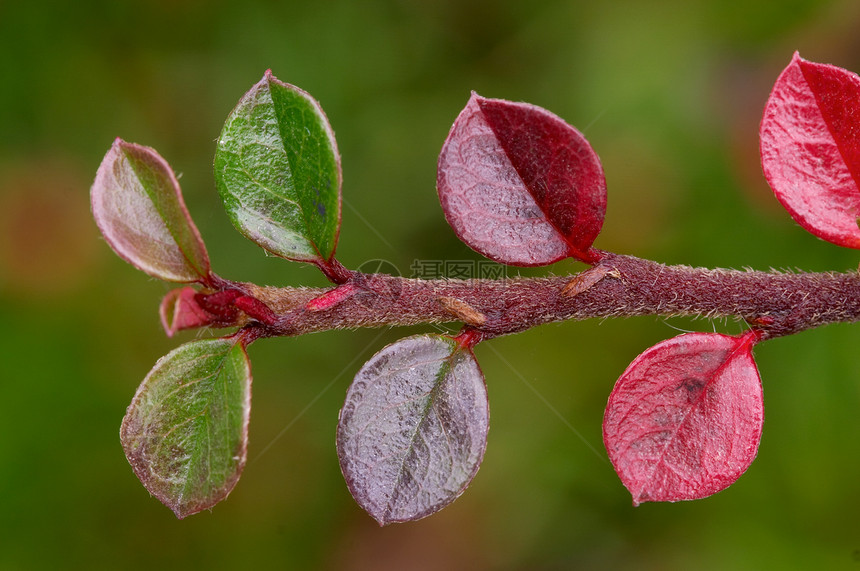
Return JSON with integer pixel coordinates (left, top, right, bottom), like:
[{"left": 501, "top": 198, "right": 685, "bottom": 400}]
[{"left": 3, "top": 0, "right": 860, "bottom": 569}]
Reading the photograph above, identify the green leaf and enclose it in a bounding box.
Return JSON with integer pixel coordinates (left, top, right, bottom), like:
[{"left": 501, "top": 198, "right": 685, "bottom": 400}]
[
  {"left": 214, "top": 71, "right": 342, "bottom": 262},
  {"left": 120, "top": 337, "right": 252, "bottom": 518},
  {"left": 91, "top": 139, "right": 211, "bottom": 282}
]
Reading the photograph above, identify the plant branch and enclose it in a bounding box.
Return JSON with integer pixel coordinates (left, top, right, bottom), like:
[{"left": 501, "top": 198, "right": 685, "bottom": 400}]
[{"left": 231, "top": 251, "right": 860, "bottom": 342}]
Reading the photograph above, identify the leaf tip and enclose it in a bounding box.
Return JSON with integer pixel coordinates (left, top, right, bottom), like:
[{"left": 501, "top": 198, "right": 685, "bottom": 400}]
[
  {"left": 168, "top": 498, "right": 212, "bottom": 520},
  {"left": 262, "top": 69, "right": 288, "bottom": 90},
  {"left": 113, "top": 138, "right": 143, "bottom": 160}
]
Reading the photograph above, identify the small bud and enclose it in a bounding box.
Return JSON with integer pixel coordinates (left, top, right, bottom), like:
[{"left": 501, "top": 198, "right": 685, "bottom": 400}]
[
  {"left": 306, "top": 283, "right": 361, "bottom": 311},
  {"left": 747, "top": 315, "right": 775, "bottom": 327},
  {"left": 195, "top": 289, "right": 242, "bottom": 321},
  {"left": 561, "top": 265, "right": 619, "bottom": 297},
  {"left": 234, "top": 295, "right": 278, "bottom": 325},
  {"left": 437, "top": 297, "right": 486, "bottom": 326}
]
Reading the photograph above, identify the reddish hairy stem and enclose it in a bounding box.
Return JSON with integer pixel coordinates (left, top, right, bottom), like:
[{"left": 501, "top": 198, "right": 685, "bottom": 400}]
[
  {"left": 315, "top": 257, "right": 355, "bottom": 284},
  {"left": 232, "top": 252, "right": 860, "bottom": 341}
]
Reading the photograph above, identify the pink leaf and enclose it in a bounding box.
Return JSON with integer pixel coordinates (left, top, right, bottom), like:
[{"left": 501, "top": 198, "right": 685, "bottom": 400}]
[
  {"left": 603, "top": 332, "right": 763, "bottom": 506},
  {"left": 91, "top": 139, "right": 211, "bottom": 281},
  {"left": 760, "top": 52, "right": 860, "bottom": 248},
  {"left": 437, "top": 93, "right": 606, "bottom": 265},
  {"left": 159, "top": 287, "right": 216, "bottom": 337}
]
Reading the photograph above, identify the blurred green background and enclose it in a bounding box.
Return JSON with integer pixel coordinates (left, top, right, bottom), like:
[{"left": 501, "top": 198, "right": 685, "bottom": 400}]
[{"left": 3, "top": 0, "right": 860, "bottom": 569}]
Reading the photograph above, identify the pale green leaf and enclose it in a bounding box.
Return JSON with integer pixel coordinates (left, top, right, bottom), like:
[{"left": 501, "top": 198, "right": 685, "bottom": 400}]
[{"left": 120, "top": 337, "right": 251, "bottom": 518}]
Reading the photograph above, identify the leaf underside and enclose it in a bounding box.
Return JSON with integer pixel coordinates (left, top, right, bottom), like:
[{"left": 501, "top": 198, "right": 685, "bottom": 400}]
[
  {"left": 337, "top": 334, "right": 489, "bottom": 525},
  {"left": 120, "top": 338, "right": 252, "bottom": 518},
  {"left": 603, "top": 333, "right": 763, "bottom": 506},
  {"left": 214, "top": 71, "right": 342, "bottom": 262}
]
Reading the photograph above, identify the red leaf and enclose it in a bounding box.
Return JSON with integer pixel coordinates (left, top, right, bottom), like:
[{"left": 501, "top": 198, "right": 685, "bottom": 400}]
[
  {"left": 437, "top": 93, "right": 606, "bottom": 265},
  {"left": 603, "top": 332, "right": 763, "bottom": 506},
  {"left": 760, "top": 52, "right": 860, "bottom": 249}
]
